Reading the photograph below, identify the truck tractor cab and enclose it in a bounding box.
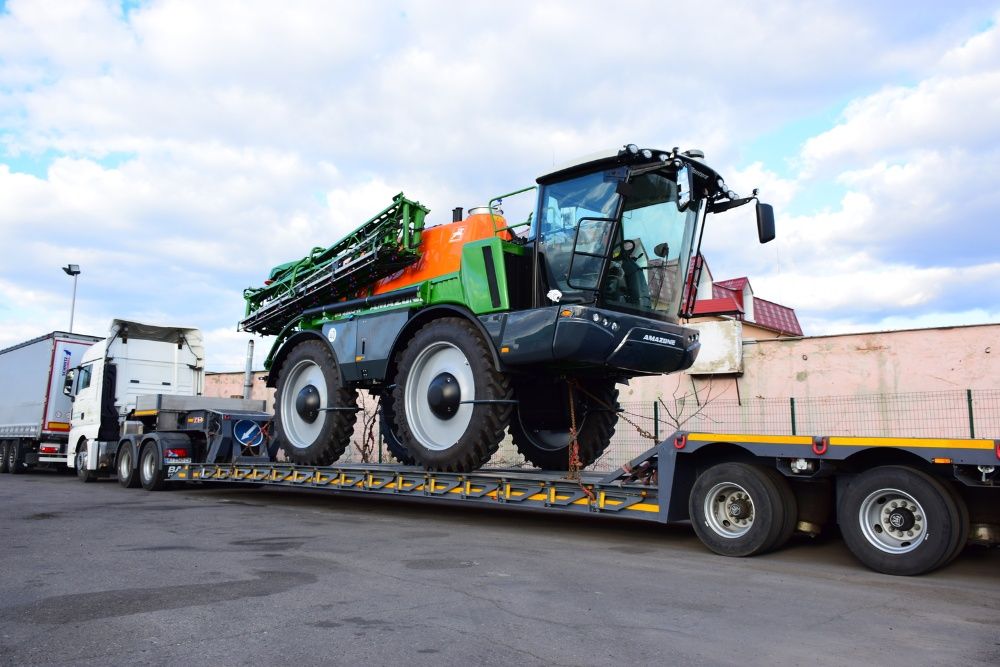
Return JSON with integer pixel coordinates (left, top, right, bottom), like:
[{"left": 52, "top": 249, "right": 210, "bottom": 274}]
[{"left": 64, "top": 320, "right": 205, "bottom": 481}]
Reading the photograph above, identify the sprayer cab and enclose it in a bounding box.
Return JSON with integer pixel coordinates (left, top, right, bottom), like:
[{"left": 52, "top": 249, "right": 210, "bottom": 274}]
[{"left": 528, "top": 144, "right": 773, "bottom": 325}]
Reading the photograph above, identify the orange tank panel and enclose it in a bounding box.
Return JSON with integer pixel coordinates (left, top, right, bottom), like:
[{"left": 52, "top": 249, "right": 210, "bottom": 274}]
[{"left": 372, "top": 213, "right": 510, "bottom": 295}]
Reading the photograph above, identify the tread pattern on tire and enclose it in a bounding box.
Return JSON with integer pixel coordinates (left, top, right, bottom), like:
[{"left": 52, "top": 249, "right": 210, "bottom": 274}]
[
  {"left": 378, "top": 392, "right": 415, "bottom": 465},
  {"left": 391, "top": 318, "right": 511, "bottom": 472},
  {"left": 509, "top": 378, "right": 618, "bottom": 471}
]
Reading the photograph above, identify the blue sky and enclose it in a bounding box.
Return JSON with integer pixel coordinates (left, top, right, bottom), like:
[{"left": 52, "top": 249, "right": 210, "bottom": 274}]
[{"left": 1, "top": 1, "right": 999, "bottom": 370}]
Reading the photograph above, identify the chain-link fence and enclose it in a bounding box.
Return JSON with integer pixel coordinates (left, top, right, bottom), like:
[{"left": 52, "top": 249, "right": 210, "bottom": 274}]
[{"left": 344, "top": 389, "right": 1000, "bottom": 473}]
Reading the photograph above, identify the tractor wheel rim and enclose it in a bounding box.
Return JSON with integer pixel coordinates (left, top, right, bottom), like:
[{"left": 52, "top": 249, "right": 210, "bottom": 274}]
[
  {"left": 280, "top": 359, "right": 327, "bottom": 449},
  {"left": 703, "top": 481, "right": 755, "bottom": 538},
  {"left": 858, "top": 488, "right": 926, "bottom": 554},
  {"left": 404, "top": 341, "right": 474, "bottom": 451},
  {"left": 76, "top": 448, "right": 86, "bottom": 471}
]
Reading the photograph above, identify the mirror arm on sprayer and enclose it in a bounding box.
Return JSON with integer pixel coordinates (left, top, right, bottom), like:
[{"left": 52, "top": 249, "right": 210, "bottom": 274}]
[{"left": 707, "top": 188, "right": 775, "bottom": 244}]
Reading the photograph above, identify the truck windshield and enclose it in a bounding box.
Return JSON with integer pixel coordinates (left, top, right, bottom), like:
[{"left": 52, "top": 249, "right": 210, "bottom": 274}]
[{"left": 600, "top": 170, "right": 700, "bottom": 322}]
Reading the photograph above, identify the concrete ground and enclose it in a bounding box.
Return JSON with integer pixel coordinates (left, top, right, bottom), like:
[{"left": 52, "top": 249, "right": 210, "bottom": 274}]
[{"left": 0, "top": 470, "right": 998, "bottom": 666}]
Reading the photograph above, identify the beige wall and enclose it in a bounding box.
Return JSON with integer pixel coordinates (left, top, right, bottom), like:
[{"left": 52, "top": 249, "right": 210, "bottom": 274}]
[
  {"left": 204, "top": 371, "right": 274, "bottom": 403},
  {"left": 622, "top": 322, "right": 1000, "bottom": 404}
]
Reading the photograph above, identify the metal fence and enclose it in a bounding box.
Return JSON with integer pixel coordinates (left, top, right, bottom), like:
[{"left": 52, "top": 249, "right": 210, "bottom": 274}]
[{"left": 346, "top": 389, "right": 1000, "bottom": 473}]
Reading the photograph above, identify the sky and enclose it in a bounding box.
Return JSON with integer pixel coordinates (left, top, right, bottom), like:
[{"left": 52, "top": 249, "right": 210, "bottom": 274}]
[{"left": 1, "top": 0, "right": 998, "bottom": 371}]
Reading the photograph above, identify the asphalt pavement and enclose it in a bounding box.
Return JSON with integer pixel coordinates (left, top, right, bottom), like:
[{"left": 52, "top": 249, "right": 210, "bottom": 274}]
[{"left": 1, "top": 470, "right": 998, "bottom": 666}]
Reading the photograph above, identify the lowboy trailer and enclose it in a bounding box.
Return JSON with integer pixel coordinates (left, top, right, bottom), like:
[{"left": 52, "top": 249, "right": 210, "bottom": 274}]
[{"left": 153, "top": 427, "right": 999, "bottom": 576}]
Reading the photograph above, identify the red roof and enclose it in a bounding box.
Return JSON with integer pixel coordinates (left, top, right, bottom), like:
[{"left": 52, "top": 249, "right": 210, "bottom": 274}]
[
  {"left": 715, "top": 277, "right": 751, "bottom": 292},
  {"left": 712, "top": 283, "right": 744, "bottom": 309},
  {"left": 696, "top": 273, "right": 803, "bottom": 336},
  {"left": 692, "top": 296, "right": 744, "bottom": 317},
  {"left": 752, "top": 297, "right": 803, "bottom": 336}
]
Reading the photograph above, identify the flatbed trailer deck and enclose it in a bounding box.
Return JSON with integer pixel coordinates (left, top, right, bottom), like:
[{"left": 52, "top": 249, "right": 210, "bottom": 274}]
[{"left": 160, "top": 430, "right": 999, "bottom": 576}]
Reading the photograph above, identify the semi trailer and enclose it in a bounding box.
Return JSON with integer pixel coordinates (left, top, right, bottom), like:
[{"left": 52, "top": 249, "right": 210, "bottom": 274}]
[
  {"left": 4, "top": 144, "right": 995, "bottom": 577},
  {"left": 0, "top": 331, "right": 101, "bottom": 472}
]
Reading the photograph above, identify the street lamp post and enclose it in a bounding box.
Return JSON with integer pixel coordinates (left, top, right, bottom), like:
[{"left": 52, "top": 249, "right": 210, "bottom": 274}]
[{"left": 62, "top": 264, "right": 81, "bottom": 333}]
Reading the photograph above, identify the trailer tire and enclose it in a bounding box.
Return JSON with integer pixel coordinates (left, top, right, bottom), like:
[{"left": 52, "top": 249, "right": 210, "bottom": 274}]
[
  {"left": 139, "top": 441, "right": 167, "bottom": 491},
  {"left": 274, "top": 340, "right": 358, "bottom": 466},
  {"left": 838, "top": 466, "right": 959, "bottom": 576},
  {"left": 378, "top": 392, "right": 415, "bottom": 465},
  {"left": 392, "top": 318, "right": 512, "bottom": 472},
  {"left": 75, "top": 440, "right": 97, "bottom": 483},
  {"left": 9, "top": 440, "right": 26, "bottom": 475},
  {"left": 117, "top": 444, "right": 140, "bottom": 489},
  {"left": 761, "top": 467, "right": 798, "bottom": 552},
  {"left": 0, "top": 441, "right": 9, "bottom": 473},
  {"left": 937, "top": 481, "right": 970, "bottom": 568},
  {"left": 509, "top": 377, "right": 618, "bottom": 470},
  {"left": 689, "top": 462, "right": 789, "bottom": 557}
]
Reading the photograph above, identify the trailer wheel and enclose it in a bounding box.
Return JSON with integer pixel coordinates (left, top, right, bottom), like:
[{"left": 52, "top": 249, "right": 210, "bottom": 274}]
[
  {"left": 7, "top": 440, "right": 23, "bottom": 474},
  {"left": 393, "top": 318, "right": 512, "bottom": 472},
  {"left": 274, "top": 340, "right": 358, "bottom": 466},
  {"left": 139, "top": 441, "right": 167, "bottom": 491},
  {"left": 0, "top": 441, "right": 9, "bottom": 473},
  {"left": 117, "top": 444, "right": 140, "bottom": 489},
  {"left": 689, "top": 463, "right": 789, "bottom": 557},
  {"left": 378, "top": 392, "right": 415, "bottom": 465},
  {"left": 75, "top": 440, "right": 97, "bottom": 483},
  {"left": 508, "top": 377, "right": 618, "bottom": 470},
  {"left": 838, "top": 466, "right": 960, "bottom": 576}
]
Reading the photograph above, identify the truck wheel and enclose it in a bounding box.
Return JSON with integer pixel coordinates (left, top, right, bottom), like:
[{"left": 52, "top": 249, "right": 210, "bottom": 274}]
[
  {"left": 75, "top": 440, "right": 98, "bottom": 483},
  {"left": 274, "top": 340, "right": 358, "bottom": 466},
  {"left": 139, "top": 441, "right": 167, "bottom": 491},
  {"left": 838, "top": 466, "right": 960, "bottom": 576},
  {"left": 509, "top": 377, "right": 618, "bottom": 470},
  {"left": 689, "top": 462, "right": 789, "bottom": 557},
  {"left": 0, "top": 441, "right": 9, "bottom": 473},
  {"left": 392, "top": 318, "right": 512, "bottom": 472},
  {"left": 117, "top": 445, "right": 141, "bottom": 489},
  {"left": 378, "top": 392, "right": 415, "bottom": 465}
]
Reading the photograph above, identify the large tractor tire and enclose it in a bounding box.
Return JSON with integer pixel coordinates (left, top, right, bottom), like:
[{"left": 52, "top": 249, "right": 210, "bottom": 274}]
[
  {"left": 509, "top": 377, "right": 618, "bottom": 470},
  {"left": 392, "top": 318, "right": 512, "bottom": 472},
  {"left": 274, "top": 340, "right": 358, "bottom": 466},
  {"left": 0, "top": 441, "right": 9, "bottom": 473},
  {"left": 378, "top": 392, "right": 415, "bottom": 465}
]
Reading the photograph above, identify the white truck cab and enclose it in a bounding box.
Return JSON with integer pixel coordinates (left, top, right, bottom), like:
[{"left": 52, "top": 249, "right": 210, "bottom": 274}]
[{"left": 65, "top": 320, "right": 205, "bottom": 479}]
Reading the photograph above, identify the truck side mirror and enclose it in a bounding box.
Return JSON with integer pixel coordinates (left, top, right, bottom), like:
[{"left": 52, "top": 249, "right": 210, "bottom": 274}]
[
  {"left": 63, "top": 369, "right": 76, "bottom": 399},
  {"left": 756, "top": 202, "right": 775, "bottom": 244}
]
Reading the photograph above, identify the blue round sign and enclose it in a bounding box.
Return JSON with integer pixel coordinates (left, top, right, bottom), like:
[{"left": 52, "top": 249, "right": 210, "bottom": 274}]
[{"left": 234, "top": 420, "right": 264, "bottom": 448}]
